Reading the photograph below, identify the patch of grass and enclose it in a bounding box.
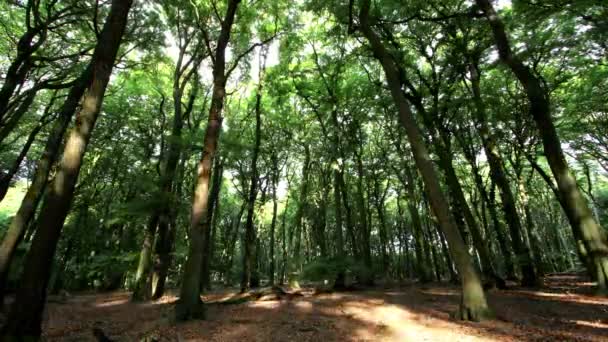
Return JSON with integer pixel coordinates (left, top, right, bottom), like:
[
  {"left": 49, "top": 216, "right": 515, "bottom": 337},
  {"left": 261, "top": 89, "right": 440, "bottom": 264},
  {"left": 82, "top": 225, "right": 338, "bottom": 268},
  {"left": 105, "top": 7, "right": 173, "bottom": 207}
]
[{"left": 0, "top": 181, "right": 27, "bottom": 231}]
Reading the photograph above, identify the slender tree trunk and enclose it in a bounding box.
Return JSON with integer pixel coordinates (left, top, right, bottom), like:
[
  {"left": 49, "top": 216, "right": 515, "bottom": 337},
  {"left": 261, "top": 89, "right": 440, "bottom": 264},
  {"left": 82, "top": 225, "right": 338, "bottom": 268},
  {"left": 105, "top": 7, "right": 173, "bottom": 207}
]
[
  {"left": 152, "top": 62, "right": 201, "bottom": 300},
  {"left": 280, "top": 190, "right": 290, "bottom": 285},
  {"left": 401, "top": 164, "right": 433, "bottom": 282},
  {"left": 357, "top": 0, "right": 491, "bottom": 319},
  {"left": 289, "top": 144, "right": 310, "bottom": 287},
  {"left": 338, "top": 171, "right": 357, "bottom": 257},
  {"left": 268, "top": 155, "right": 279, "bottom": 286},
  {"left": 226, "top": 203, "right": 246, "bottom": 285},
  {"left": 435, "top": 140, "right": 502, "bottom": 286},
  {"left": 459, "top": 132, "right": 517, "bottom": 280},
  {"left": 0, "top": 90, "right": 36, "bottom": 146},
  {"left": 333, "top": 169, "right": 346, "bottom": 289},
  {"left": 176, "top": 0, "right": 241, "bottom": 321},
  {"left": 1, "top": 1, "right": 133, "bottom": 337},
  {"left": 373, "top": 178, "right": 390, "bottom": 275},
  {"left": 132, "top": 215, "right": 159, "bottom": 301},
  {"left": 469, "top": 63, "right": 539, "bottom": 287},
  {"left": 241, "top": 56, "right": 265, "bottom": 292},
  {"left": 0, "top": 115, "right": 44, "bottom": 202},
  {"left": 0, "top": 65, "right": 96, "bottom": 304},
  {"left": 355, "top": 150, "right": 373, "bottom": 284},
  {"left": 200, "top": 158, "right": 223, "bottom": 291},
  {"left": 0, "top": 28, "right": 39, "bottom": 122},
  {"left": 477, "top": 0, "right": 608, "bottom": 294}
]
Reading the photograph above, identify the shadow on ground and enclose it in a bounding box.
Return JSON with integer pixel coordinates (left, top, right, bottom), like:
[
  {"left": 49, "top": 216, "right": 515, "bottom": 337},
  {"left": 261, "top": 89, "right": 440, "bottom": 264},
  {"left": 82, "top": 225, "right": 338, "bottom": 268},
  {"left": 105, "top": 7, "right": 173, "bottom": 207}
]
[{"left": 10, "top": 274, "right": 606, "bottom": 341}]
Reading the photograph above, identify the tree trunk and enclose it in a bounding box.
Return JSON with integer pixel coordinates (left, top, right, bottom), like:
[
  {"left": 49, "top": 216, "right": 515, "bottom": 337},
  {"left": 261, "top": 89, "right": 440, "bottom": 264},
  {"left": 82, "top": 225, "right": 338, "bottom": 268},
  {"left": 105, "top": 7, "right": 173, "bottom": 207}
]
[
  {"left": 151, "top": 52, "right": 201, "bottom": 299},
  {"left": 0, "top": 114, "right": 45, "bottom": 202},
  {"left": 401, "top": 164, "right": 433, "bottom": 282},
  {"left": 0, "top": 28, "right": 38, "bottom": 122},
  {"left": 338, "top": 170, "right": 358, "bottom": 257},
  {"left": 355, "top": 150, "right": 373, "bottom": 285},
  {"left": 333, "top": 169, "right": 346, "bottom": 289},
  {"left": 0, "top": 65, "right": 97, "bottom": 304},
  {"left": 200, "top": 157, "right": 223, "bottom": 291},
  {"left": 269, "top": 155, "right": 279, "bottom": 286},
  {"left": 1, "top": 1, "right": 133, "bottom": 337},
  {"left": 289, "top": 144, "right": 310, "bottom": 287},
  {"left": 0, "top": 90, "right": 36, "bottom": 146},
  {"left": 476, "top": 0, "right": 608, "bottom": 293},
  {"left": 226, "top": 202, "right": 246, "bottom": 285},
  {"left": 280, "top": 190, "right": 290, "bottom": 285},
  {"left": 241, "top": 54, "right": 265, "bottom": 292},
  {"left": 373, "top": 177, "right": 390, "bottom": 275},
  {"left": 459, "top": 131, "right": 518, "bottom": 280},
  {"left": 176, "top": 0, "right": 241, "bottom": 321},
  {"left": 132, "top": 215, "right": 159, "bottom": 301},
  {"left": 358, "top": 0, "right": 491, "bottom": 320},
  {"left": 469, "top": 62, "right": 539, "bottom": 287}
]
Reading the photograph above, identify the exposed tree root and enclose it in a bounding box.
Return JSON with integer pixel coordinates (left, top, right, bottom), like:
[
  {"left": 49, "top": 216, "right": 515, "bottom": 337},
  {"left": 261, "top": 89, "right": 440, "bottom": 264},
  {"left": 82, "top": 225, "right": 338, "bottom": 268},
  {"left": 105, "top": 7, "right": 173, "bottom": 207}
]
[{"left": 452, "top": 304, "right": 494, "bottom": 322}]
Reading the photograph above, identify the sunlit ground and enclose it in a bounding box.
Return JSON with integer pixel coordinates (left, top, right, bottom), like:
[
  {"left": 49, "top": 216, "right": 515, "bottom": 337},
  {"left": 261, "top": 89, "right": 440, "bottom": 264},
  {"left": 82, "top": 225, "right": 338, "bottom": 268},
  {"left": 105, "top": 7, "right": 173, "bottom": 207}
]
[{"left": 24, "top": 274, "right": 608, "bottom": 341}]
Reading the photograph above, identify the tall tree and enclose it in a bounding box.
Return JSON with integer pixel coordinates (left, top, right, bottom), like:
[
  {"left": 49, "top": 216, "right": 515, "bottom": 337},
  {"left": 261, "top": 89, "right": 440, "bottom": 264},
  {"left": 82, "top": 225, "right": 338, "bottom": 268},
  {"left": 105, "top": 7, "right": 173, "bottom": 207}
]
[
  {"left": 1, "top": 0, "right": 134, "bottom": 338},
  {"left": 475, "top": 0, "right": 608, "bottom": 294},
  {"left": 176, "top": 0, "right": 242, "bottom": 321},
  {"left": 355, "top": 0, "right": 492, "bottom": 320}
]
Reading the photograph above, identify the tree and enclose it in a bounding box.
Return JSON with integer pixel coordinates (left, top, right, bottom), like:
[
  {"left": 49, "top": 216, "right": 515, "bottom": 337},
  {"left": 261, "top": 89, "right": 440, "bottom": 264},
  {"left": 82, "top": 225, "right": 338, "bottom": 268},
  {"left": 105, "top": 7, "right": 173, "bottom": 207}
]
[
  {"left": 175, "top": 0, "right": 242, "bottom": 321},
  {"left": 354, "top": 0, "right": 492, "bottom": 320},
  {"left": 475, "top": 0, "right": 608, "bottom": 294},
  {"left": 1, "top": 0, "right": 134, "bottom": 338}
]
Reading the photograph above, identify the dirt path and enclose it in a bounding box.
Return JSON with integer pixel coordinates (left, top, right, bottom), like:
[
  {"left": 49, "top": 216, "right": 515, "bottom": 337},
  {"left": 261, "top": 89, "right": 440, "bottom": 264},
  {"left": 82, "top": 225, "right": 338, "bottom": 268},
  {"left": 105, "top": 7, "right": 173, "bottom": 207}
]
[{"left": 18, "top": 274, "right": 608, "bottom": 341}]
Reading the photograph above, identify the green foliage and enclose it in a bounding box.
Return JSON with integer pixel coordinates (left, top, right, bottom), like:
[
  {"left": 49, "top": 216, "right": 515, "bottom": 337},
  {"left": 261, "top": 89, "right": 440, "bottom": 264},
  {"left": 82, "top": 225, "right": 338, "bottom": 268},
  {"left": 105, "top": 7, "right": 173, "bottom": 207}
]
[{"left": 302, "top": 256, "right": 372, "bottom": 283}]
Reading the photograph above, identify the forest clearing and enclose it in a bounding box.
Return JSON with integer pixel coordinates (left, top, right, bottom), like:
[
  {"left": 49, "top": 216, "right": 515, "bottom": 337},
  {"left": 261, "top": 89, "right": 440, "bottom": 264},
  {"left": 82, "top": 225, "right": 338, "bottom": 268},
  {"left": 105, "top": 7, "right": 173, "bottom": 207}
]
[{"left": 1, "top": 0, "right": 607, "bottom": 341}]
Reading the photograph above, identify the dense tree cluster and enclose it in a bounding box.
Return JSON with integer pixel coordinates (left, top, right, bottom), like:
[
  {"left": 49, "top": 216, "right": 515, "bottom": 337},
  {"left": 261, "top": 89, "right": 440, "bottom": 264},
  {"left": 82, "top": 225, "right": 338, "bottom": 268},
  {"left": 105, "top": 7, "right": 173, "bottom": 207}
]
[{"left": 0, "top": 0, "right": 606, "bottom": 338}]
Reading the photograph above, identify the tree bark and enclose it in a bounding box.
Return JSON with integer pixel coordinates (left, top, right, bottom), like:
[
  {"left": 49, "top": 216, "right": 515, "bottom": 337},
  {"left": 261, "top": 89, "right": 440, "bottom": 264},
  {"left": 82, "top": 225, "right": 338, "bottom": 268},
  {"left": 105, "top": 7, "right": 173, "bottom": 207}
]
[
  {"left": 132, "top": 215, "right": 159, "bottom": 301},
  {"left": 201, "top": 157, "right": 224, "bottom": 291},
  {"left": 269, "top": 154, "right": 279, "bottom": 286}
]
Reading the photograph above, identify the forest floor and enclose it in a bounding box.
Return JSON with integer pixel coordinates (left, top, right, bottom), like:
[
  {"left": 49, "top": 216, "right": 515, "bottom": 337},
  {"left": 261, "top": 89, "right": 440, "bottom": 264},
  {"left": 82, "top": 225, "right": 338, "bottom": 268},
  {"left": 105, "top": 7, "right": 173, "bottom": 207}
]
[{"left": 6, "top": 273, "right": 608, "bottom": 341}]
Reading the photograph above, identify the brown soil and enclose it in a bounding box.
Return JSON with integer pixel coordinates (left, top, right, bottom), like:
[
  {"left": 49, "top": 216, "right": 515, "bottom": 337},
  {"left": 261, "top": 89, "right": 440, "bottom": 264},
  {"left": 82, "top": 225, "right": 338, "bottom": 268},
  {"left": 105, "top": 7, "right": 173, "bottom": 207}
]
[{"left": 12, "top": 274, "right": 608, "bottom": 341}]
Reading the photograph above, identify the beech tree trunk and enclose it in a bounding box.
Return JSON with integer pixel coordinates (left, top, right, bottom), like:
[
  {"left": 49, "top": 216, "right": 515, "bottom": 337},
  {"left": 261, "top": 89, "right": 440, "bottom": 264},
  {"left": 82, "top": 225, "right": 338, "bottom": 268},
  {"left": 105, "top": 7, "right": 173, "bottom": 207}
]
[
  {"left": 132, "top": 215, "right": 159, "bottom": 301},
  {"left": 358, "top": 0, "right": 492, "bottom": 320},
  {"left": 333, "top": 169, "right": 346, "bottom": 288},
  {"left": 201, "top": 157, "right": 224, "bottom": 291},
  {"left": 151, "top": 41, "right": 202, "bottom": 300},
  {"left": 469, "top": 62, "right": 539, "bottom": 287},
  {"left": 241, "top": 51, "right": 265, "bottom": 292},
  {"left": 268, "top": 154, "right": 280, "bottom": 286},
  {"left": 476, "top": 0, "right": 608, "bottom": 294},
  {"left": 176, "top": 0, "right": 241, "bottom": 321},
  {"left": 289, "top": 144, "right": 310, "bottom": 287},
  {"left": 1, "top": 1, "right": 133, "bottom": 338}
]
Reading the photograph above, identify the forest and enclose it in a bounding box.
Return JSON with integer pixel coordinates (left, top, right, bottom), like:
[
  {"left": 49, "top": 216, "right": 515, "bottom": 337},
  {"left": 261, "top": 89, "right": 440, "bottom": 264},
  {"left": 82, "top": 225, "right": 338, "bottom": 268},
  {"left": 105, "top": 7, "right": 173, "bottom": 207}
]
[{"left": 0, "top": 0, "right": 607, "bottom": 340}]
